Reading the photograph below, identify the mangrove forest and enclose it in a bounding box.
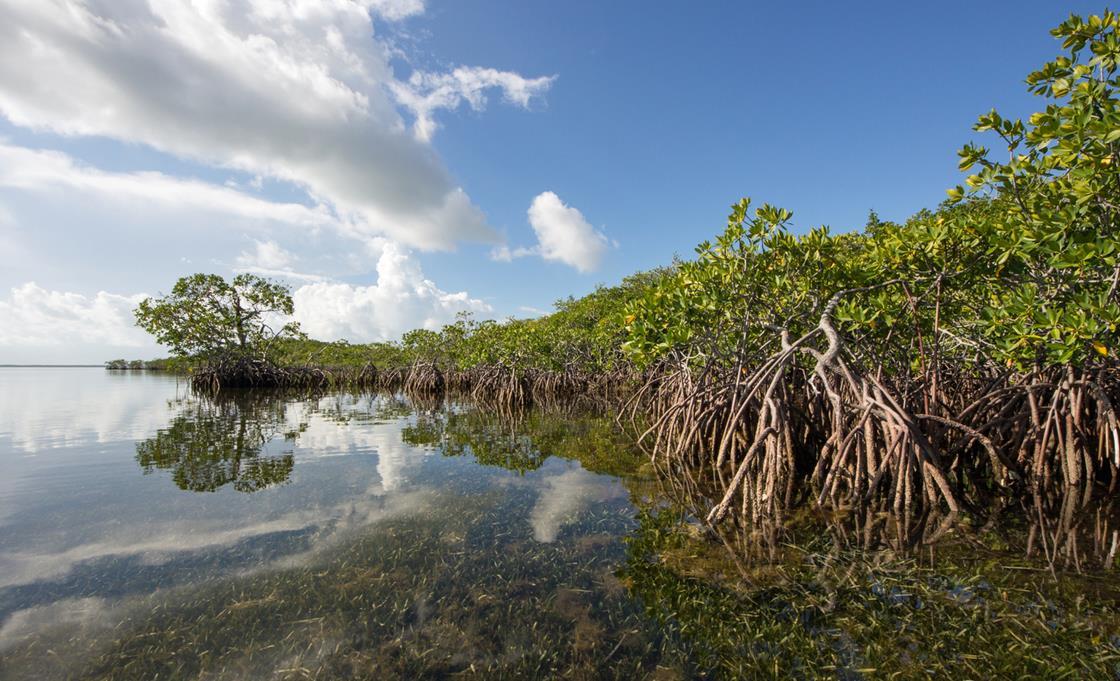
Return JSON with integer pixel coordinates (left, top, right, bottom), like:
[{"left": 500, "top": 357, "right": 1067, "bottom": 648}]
[{"left": 5, "top": 8, "right": 1116, "bottom": 679}]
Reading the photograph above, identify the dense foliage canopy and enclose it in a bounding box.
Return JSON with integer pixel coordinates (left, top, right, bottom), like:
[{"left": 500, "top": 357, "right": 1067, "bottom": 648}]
[
  {"left": 259, "top": 269, "right": 669, "bottom": 375},
  {"left": 135, "top": 274, "right": 304, "bottom": 359}
]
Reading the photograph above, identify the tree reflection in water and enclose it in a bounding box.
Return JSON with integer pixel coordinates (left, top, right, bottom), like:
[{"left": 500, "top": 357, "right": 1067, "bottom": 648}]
[
  {"left": 135, "top": 392, "right": 299, "bottom": 492},
  {"left": 4, "top": 391, "right": 1115, "bottom": 678},
  {"left": 401, "top": 402, "right": 643, "bottom": 478}
]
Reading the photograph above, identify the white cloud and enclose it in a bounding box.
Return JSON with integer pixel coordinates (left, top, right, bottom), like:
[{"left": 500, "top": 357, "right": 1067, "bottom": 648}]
[
  {"left": 367, "top": 0, "right": 425, "bottom": 21},
  {"left": 237, "top": 240, "right": 296, "bottom": 271},
  {"left": 0, "top": 0, "right": 553, "bottom": 249},
  {"left": 529, "top": 192, "right": 609, "bottom": 272},
  {"left": 393, "top": 66, "right": 556, "bottom": 142},
  {"left": 291, "top": 242, "right": 491, "bottom": 342},
  {"left": 490, "top": 244, "right": 537, "bottom": 263},
  {"left": 0, "top": 243, "right": 486, "bottom": 361},
  {"left": 0, "top": 143, "right": 337, "bottom": 230},
  {"left": 0, "top": 283, "right": 149, "bottom": 348},
  {"left": 0, "top": 143, "right": 387, "bottom": 315},
  {"left": 492, "top": 192, "right": 609, "bottom": 272},
  {"left": 234, "top": 239, "right": 323, "bottom": 282},
  {"left": 0, "top": 2, "right": 557, "bottom": 361}
]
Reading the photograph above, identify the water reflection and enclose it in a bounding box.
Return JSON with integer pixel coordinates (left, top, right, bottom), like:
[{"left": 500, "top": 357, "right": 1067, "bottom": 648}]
[
  {"left": 399, "top": 406, "right": 641, "bottom": 542},
  {"left": 0, "top": 367, "right": 186, "bottom": 454},
  {"left": 0, "top": 371, "right": 649, "bottom": 679},
  {"left": 3, "top": 492, "right": 650, "bottom": 680},
  {"left": 3, "top": 370, "right": 1120, "bottom": 679},
  {"left": 403, "top": 408, "right": 550, "bottom": 472},
  {"left": 401, "top": 404, "right": 645, "bottom": 478},
  {"left": 652, "top": 456, "right": 1120, "bottom": 576},
  {"left": 136, "top": 394, "right": 297, "bottom": 493},
  {"left": 1024, "top": 485, "right": 1119, "bottom": 571}
]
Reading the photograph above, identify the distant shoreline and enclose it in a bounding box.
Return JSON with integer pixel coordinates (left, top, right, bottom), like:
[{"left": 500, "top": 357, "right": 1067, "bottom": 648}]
[{"left": 0, "top": 364, "right": 105, "bottom": 368}]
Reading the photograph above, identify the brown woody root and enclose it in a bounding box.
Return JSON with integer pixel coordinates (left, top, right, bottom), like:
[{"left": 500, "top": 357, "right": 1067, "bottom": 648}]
[
  {"left": 190, "top": 357, "right": 631, "bottom": 409},
  {"left": 625, "top": 304, "right": 1120, "bottom": 525}
]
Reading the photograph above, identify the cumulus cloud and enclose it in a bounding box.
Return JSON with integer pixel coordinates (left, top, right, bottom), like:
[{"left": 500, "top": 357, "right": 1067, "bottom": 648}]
[
  {"left": 291, "top": 242, "right": 491, "bottom": 342},
  {"left": 0, "top": 143, "right": 403, "bottom": 323},
  {"left": 0, "top": 0, "right": 553, "bottom": 249},
  {"left": 0, "top": 239, "right": 486, "bottom": 361},
  {"left": 529, "top": 192, "right": 609, "bottom": 272},
  {"left": 0, "top": 283, "right": 149, "bottom": 348},
  {"left": 492, "top": 192, "right": 610, "bottom": 272},
  {"left": 489, "top": 245, "right": 537, "bottom": 262},
  {"left": 0, "top": 2, "right": 558, "bottom": 361},
  {"left": 0, "top": 242, "right": 486, "bottom": 359}
]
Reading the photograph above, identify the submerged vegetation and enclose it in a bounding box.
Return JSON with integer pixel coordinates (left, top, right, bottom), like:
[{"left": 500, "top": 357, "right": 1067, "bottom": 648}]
[
  {"left": 622, "top": 507, "right": 1120, "bottom": 679},
  {"left": 6, "top": 389, "right": 1120, "bottom": 680}
]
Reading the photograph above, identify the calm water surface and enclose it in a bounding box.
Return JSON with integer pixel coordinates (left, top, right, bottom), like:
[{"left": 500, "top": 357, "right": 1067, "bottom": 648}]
[
  {"left": 0, "top": 368, "right": 671, "bottom": 679},
  {"left": 3, "top": 368, "right": 1120, "bottom": 679}
]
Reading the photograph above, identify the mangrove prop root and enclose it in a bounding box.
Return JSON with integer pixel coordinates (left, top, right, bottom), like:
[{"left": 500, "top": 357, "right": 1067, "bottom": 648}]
[{"left": 626, "top": 303, "right": 1120, "bottom": 526}]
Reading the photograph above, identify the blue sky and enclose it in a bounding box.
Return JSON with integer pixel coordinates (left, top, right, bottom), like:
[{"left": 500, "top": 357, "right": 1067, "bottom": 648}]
[{"left": 0, "top": 0, "right": 1103, "bottom": 362}]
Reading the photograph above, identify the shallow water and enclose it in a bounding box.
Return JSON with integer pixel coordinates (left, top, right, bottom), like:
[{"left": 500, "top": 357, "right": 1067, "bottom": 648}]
[
  {"left": 0, "top": 369, "right": 663, "bottom": 677},
  {"left": 2, "top": 368, "right": 1119, "bottom": 679}
]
